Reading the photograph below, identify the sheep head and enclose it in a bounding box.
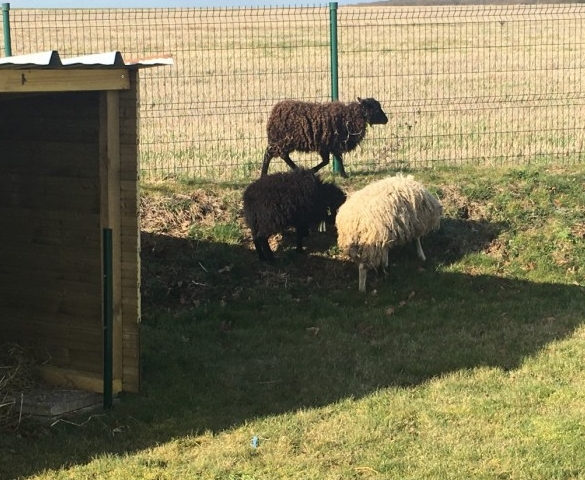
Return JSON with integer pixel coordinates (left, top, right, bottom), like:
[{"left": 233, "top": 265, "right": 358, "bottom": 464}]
[
  {"left": 320, "top": 181, "right": 347, "bottom": 225},
  {"left": 357, "top": 97, "right": 389, "bottom": 126}
]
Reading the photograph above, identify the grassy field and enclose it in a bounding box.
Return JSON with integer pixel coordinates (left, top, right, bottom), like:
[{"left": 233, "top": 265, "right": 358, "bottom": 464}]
[
  {"left": 1, "top": 162, "right": 584, "bottom": 479},
  {"left": 3, "top": 6, "right": 585, "bottom": 477},
  {"left": 7, "top": 5, "right": 585, "bottom": 179}
]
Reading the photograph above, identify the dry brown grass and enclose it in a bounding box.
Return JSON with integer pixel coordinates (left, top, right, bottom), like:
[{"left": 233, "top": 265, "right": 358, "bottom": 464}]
[
  {"left": 8, "top": 5, "right": 585, "bottom": 179},
  {"left": 0, "top": 342, "right": 37, "bottom": 429},
  {"left": 140, "top": 190, "right": 229, "bottom": 237}
]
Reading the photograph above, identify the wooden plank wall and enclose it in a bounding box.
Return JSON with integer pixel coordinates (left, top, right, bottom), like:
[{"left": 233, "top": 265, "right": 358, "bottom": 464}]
[
  {"left": 118, "top": 70, "right": 141, "bottom": 393},
  {"left": 0, "top": 92, "right": 103, "bottom": 376},
  {"left": 0, "top": 83, "right": 141, "bottom": 393}
]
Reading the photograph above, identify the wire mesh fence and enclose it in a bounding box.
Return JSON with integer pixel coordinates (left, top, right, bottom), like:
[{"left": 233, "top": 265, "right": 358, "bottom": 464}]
[{"left": 3, "top": 4, "right": 585, "bottom": 181}]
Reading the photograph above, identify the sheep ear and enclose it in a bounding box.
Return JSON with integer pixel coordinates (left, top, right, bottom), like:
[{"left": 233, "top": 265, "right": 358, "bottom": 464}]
[{"left": 357, "top": 97, "right": 362, "bottom": 102}]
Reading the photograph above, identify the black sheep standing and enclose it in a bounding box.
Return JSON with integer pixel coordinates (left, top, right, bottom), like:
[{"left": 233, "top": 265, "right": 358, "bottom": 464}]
[
  {"left": 243, "top": 168, "right": 346, "bottom": 262},
  {"left": 261, "top": 97, "right": 389, "bottom": 178}
]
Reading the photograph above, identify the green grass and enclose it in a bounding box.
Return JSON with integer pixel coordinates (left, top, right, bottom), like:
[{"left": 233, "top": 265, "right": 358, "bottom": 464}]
[{"left": 2, "top": 164, "right": 585, "bottom": 480}]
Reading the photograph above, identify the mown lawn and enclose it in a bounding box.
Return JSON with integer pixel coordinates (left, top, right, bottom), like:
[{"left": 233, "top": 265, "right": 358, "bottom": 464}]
[{"left": 1, "top": 163, "right": 584, "bottom": 480}]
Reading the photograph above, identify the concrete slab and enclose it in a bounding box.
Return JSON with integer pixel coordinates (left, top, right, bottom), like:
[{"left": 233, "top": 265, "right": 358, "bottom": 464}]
[{"left": 20, "top": 388, "right": 103, "bottom": 418}]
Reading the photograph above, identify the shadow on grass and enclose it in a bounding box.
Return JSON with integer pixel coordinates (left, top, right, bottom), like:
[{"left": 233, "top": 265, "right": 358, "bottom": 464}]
[{"left": 2, "top": 219, "right": 583, "bottom": 479}]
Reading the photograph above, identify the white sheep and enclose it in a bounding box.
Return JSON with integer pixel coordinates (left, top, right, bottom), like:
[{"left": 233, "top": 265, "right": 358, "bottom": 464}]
[{"left": 335, "top": 174, "right": 442, "bottom": 292}]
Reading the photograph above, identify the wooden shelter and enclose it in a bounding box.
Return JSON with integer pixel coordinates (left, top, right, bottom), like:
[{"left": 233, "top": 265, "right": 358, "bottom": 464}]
[{"left": 0, "top": 50, "right": 172, "bottom": 394}]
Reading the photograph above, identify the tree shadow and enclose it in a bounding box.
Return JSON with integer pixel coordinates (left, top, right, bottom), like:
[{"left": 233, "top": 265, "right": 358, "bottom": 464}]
[{"left": 2, "top": 218, "right": 583, "bottom": 479}]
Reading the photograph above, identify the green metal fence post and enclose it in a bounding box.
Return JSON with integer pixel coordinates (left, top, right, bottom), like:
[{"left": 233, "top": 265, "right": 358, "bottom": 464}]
[
  {"left": 102, "top": 228, "right": 114, "bottom": 410},
  {"left": 2, "top": 3, "right": 12, "bottom": 57},
  {"left": 329, "top": 2, "right": 341, "bottom": 174}
]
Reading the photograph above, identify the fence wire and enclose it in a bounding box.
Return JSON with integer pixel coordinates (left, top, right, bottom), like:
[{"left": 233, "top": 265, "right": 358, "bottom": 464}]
[{"left": 3, "top": 5, "right": 585, "bottom": 180}]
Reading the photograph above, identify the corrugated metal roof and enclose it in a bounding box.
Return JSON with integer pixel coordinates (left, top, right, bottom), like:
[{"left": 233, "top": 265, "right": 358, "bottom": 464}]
[
  {"left": 0, "top": 50, "right": 173, "bottom": 69},
  {"left": 0, "top": 50, "right": 62, "bottom": 67}
]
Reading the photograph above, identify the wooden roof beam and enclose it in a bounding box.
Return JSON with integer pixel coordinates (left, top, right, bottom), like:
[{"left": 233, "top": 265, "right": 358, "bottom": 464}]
[{"left": 0, "top": 69, "right": 130, "bottom": 93}]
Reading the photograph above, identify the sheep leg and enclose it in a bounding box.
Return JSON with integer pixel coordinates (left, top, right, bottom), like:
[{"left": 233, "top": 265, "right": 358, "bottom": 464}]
[
  {"left": 252, "top": 237, "right": 267, "bottom": 261},
  {"left": 261, "top": 148, "right": 300, "bottom": 175},
  {"left": 295, "top": 224, "right": 309, "bottom": 253},
  {"left": 382, "top": 248, "right": 389, "bottom": 273},
  {"left": 416, "top": 237, "right": 426, "bottom": 261},
  {"left": 358, "top": 262, "right": 368, "bottom": 292},
  {"left": 281, "top": 153, "right": 300, "bottom": 171},
  {"left": 311, "top": 150, "right": 331, "bottom": 174},
  {"left": 260, "top": 148, "right": 272, "bottom": 176},
  {"left": 253, "top": 236, "right": 275, "bottom": 262},
  {"left": 316, "top": 151, "right": 348, "bottom": 178}
]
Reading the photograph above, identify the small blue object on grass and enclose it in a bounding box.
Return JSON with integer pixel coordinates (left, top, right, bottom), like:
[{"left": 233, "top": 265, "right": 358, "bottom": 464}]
[{"left": 251, "top": 436, "right": 259, "bottom": 448}]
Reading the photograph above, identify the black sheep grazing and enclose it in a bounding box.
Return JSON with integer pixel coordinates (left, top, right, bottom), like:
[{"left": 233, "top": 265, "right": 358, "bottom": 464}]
[
  {"left": 261, "top": 97, "right": 389, "bottom": 178},
  {"left": 243, "top": 168, "right": 346, "bottom": 262}
]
